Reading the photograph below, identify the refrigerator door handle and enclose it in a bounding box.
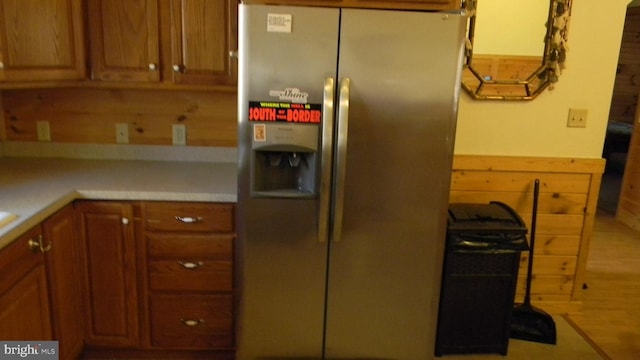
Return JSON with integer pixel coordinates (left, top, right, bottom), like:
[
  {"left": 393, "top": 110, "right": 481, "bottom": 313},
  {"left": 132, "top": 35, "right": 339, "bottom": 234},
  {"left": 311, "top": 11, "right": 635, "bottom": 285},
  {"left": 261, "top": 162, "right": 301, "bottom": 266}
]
[
  {"left": 331, "top": 77, "right": 351, "bottom": 243},
  {"left": 318, "top": 77, "right": 336, "bottom": 243}
]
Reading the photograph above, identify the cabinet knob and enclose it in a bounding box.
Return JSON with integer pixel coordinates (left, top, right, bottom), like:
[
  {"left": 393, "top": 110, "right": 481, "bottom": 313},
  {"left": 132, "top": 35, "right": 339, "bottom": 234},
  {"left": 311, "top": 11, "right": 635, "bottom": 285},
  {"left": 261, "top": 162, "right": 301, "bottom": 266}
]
[
  {"left": 122, "top": 217, "right": 130, "bottom": 225},
  {"left": 28, "top": 235, "right": 52, "bottom": 253},
  {"left": 172, "top": 64, "right": 184, "bottom": 72},
  {"left": 181, "top": 318, "right": 205, "bottom": 327},
  {"left": 148, "top": 63, "right": 157, "bottom": 71},
  {"left": 0, "top": 61, "right": 4, "bottom": 69},
  {"left": 229, "top": 51, "right": 238, "bottom": 59}
]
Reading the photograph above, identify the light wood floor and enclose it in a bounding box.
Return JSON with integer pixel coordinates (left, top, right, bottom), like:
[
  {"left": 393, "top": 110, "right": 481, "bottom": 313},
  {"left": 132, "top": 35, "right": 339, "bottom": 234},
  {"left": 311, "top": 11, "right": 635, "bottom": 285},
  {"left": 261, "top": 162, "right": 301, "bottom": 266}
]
[{"left": 567, "top": 209, "right": 640, "bottom": 360}]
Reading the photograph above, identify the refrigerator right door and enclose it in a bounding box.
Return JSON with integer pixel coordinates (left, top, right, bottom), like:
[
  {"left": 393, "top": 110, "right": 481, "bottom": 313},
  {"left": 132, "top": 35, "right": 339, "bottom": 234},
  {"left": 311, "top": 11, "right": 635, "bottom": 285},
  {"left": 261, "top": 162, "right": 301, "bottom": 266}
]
[{"left": 324, "top": 9, "right": 467, "bottom": 360}]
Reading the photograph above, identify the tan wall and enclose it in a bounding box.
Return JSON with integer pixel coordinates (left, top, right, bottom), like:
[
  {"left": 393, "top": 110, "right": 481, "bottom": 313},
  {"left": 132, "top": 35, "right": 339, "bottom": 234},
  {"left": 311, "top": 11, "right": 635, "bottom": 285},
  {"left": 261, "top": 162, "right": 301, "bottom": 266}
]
[{"left": 455, "top": 0, "right": 631, "bottom": 158}]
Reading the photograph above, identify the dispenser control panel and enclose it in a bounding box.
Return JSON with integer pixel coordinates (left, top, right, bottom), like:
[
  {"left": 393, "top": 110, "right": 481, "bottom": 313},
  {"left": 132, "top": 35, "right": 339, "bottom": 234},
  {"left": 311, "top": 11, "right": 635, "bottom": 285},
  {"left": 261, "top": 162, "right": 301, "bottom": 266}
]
[{"left": 248, "top": 101, "right": 321, "bottom": 199}]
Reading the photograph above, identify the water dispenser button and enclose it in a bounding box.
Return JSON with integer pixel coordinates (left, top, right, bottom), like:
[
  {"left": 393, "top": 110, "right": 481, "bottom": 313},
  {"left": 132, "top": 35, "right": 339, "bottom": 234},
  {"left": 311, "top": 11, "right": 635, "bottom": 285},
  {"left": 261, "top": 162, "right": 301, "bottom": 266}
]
[{"left": 288, "top": 152, "right": 302, "bottom": 167}]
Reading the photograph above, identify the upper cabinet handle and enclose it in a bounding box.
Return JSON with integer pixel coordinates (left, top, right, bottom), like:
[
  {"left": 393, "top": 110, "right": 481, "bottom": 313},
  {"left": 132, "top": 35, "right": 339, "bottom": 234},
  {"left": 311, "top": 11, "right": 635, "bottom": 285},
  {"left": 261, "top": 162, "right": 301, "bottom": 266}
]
[
  {"left": 175, "top": 216, "right": 203, "bottom": 224},
  {"left": 148, "top": 63, "right": 157, "bottom": 71},
  {"left": 172, "top": 64, "right": 184, "bottom": 72},
  {"left": 122, "top": 217, "right": 130, "bottom": 225},
  {"left": 229, "top": 50, "right": 238, "bottom": 58}
]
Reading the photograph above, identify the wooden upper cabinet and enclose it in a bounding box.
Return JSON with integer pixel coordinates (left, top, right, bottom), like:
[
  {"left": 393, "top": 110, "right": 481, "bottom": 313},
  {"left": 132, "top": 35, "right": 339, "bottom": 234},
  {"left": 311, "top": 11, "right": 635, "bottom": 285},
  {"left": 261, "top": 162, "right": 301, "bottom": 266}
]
[
  {"left": 0, "top": 0, "right": 85, "bottom": 82},
  {"left": 88, "top": 0, "right": 161, "bottom": 82},
  {"left": 166, "top": 0, "right": 238, "bottom": 86},
  {"left": 88, "top": 0, "right": 238, "bottom": 87},
  {"left": 241, "top": 0, "right": 460, "bottom": 11}
]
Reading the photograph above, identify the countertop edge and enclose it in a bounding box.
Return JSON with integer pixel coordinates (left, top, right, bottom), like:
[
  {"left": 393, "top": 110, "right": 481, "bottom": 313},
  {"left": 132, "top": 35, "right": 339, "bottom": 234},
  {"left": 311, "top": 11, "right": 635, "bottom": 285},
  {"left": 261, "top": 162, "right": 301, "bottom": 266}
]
[
  {"left": 0, "top": 158, "right": 238, "bottom": 252},
  {"left": 0, "top": 189, "right": 238, "bottom": 252}
]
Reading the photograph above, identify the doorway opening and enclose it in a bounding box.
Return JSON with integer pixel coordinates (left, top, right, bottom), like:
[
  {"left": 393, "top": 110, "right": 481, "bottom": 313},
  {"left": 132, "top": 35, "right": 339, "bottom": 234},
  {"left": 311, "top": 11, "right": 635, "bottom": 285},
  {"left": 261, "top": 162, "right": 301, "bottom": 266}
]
[{"left": 598, "top": 2, "right": 640, "bottom": 215}]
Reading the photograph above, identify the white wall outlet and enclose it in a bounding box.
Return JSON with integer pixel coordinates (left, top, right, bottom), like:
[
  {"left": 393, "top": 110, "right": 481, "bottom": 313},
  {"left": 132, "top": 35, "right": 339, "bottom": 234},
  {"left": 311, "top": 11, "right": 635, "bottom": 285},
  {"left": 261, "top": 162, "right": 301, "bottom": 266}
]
[
  {"left": 172, "top": 124, "right": 187, "bottom": 145},
  {"left": 567, "top": 108, "right": 588, "bottom": 128},
  {"left": 36, "top": 121, "right": 51, "bottom": 141},
  {"left": 116, "top": 123, "right": 129, "bottom": 144}
]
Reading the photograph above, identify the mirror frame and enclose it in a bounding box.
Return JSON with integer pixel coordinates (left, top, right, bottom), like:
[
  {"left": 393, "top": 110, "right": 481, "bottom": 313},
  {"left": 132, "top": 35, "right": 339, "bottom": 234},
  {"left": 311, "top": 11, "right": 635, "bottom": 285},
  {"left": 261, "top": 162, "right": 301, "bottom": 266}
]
[{"left": 461, "top": 0, "right": 572, "bottom": 100}]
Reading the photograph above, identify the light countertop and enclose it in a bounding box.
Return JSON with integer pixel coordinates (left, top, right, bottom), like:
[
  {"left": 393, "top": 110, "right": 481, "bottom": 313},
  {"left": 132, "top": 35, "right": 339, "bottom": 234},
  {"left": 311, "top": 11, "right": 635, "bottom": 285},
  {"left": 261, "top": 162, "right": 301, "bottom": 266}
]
[{"left": 0, "top": 157, "right": 237, "bottom": 251}]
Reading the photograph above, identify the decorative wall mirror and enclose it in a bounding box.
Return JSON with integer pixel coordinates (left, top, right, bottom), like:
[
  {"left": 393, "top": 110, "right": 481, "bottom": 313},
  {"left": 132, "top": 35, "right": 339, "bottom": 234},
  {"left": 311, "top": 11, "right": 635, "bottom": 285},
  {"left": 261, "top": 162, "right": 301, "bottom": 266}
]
[{"left": 461, "top": 0, "right": 572, "bottom": 100}]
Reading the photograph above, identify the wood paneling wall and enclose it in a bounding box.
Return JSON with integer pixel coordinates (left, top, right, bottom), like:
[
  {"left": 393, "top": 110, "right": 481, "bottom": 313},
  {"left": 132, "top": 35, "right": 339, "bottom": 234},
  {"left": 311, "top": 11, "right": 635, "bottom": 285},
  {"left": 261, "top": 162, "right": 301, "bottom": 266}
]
[
  {"left": 450, "top": 155, "right": 605, "bottom": 314},
  {"left": 2, "top": 88, "right": 237, "bottom": 147}
]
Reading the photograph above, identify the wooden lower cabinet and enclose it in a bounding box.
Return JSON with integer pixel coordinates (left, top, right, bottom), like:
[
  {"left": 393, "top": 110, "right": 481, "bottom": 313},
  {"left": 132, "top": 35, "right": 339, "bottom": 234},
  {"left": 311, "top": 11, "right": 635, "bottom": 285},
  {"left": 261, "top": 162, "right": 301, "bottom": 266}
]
[
  {"left": 149, "top": 294, "right": 234, "bottom": 349},
  {"left": 43, "top": 205, "right": 84, "bottom": 360},
  {"left": 75, "top": 200, "right": 140, "bottom": 348},
  {"left": 142, "top": 201, "right": 235, "bottom": 355},
  {"left": 0, "top": 227, "right": 52, "bottom": 340},
  {"left": 0, "top": 206, "right": 83, "bottom": 360},
  {"left": 76, "top": 200, "right": 236, "bottom": 358}
]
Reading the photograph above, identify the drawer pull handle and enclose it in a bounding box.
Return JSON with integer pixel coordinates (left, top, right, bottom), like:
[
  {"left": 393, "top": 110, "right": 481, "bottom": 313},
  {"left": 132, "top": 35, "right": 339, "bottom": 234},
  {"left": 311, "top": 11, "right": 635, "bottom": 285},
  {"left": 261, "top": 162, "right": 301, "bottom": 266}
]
[
  {"left": 181, "top": 318, "right": 205, "bottom": 327},
  {"left": 175, "top": 216, "right": 203, "bottom": 224},
  {"left": 28, "top": 235, "right": 52, "bottom": 253},
  {"left": 178, "top": 261, "right": 204, "bottom": 269}
]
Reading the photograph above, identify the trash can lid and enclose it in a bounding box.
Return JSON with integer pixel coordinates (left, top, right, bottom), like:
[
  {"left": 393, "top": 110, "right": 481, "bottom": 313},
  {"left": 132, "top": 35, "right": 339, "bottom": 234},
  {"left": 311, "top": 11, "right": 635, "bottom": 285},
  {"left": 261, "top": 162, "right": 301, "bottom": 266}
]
[
  {"left": 447, "top": 202, "right": 529, "bottom": 253},
  {"left": 448, "top": 201, "right": 527, "bottom": 234}
]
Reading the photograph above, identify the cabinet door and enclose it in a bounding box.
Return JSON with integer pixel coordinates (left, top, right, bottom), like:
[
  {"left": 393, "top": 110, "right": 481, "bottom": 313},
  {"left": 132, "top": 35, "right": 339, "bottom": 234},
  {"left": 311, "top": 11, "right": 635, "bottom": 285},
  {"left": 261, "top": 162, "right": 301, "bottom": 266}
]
[
  {"left": 76, "top": 201, "right": 139, "bottom": 347},
  {"left": 0, "top": 227, "right": 52, "bottom": 340},
  {"left": 0, "top": 0, "right": 85, "bottom": 82},
  {"left": 43, "top": 205, "right": 84, "bottom": 360},
  {"left": 167, "top": 0, "right": 238, "bottom": 86},
  {"left": 87, "top": 0, "right": 160, "bottom": 82}
]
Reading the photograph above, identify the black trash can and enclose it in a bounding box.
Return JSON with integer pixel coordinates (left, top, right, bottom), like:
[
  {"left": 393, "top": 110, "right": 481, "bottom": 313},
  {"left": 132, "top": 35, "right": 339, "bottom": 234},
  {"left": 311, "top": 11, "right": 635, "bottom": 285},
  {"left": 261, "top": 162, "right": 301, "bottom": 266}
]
[{"left": 435, "top": 201, "right": 529, "bottom": 356}]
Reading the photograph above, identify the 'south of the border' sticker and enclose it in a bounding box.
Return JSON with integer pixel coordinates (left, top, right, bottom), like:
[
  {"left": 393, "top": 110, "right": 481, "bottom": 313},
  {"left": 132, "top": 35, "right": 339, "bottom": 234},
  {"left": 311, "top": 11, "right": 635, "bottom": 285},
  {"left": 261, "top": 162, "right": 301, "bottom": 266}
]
[{"left": 248, "top": 101, "right": 322, "bottom": 124}]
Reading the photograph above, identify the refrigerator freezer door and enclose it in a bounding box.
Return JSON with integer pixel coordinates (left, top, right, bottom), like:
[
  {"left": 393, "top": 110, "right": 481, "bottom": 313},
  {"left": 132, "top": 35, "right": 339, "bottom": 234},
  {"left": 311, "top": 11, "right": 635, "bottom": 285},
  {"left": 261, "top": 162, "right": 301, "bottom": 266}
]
[
  {"left": 236, "top": 4, "right": 340, "bottom": 359},
  {"left": 324, "top": 9, "right": 467, "bottom": 359}
]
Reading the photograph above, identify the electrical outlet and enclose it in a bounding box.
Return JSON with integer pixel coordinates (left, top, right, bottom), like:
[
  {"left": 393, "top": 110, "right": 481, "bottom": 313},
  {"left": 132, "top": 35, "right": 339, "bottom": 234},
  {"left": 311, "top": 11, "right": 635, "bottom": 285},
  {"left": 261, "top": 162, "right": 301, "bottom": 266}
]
[
  {"left": 567, "top": 108, "right": 588, "bottom": 128},
  {"left": 116, "top": 123, "right": 129, "bottom": 144},
  {"left": 172, "top": 124, "right": 186, "bottom": 145},
  {"left": 36, "top": 121, "right": 51, "bottom": 141}
]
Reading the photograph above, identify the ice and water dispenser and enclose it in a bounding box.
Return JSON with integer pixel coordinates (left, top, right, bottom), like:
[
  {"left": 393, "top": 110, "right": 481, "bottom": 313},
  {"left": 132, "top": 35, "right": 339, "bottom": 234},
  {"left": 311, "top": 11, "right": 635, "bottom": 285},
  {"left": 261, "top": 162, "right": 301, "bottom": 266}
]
[{"left": 250, "top": 122, "right": 319, "bottom": 198}]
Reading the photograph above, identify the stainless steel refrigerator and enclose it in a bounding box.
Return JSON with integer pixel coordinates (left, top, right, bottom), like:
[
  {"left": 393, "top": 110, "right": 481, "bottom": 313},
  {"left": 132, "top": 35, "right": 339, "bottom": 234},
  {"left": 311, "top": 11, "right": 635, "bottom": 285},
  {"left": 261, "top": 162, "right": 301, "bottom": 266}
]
[{"left": 236, "top": 4, "right": 467, "bottom": 359}]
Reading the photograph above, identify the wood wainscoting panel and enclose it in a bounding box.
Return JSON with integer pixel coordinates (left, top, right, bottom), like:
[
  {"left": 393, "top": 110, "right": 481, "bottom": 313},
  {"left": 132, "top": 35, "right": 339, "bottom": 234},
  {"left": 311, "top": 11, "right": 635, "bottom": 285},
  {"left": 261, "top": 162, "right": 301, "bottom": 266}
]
[
  {"left": 450, "top": 155, "right": 605, "bottom": 314},
  {"left": 1, "top": 88, "right": 237, "bottom": 147}
]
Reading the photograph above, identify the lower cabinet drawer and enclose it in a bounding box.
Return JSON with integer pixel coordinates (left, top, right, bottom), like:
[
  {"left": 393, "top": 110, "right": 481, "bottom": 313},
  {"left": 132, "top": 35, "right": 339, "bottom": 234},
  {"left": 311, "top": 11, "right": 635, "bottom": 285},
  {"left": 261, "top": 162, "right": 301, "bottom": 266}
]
[
  {"left": 149, "top": 294, "right": 233, "bottom": 349},
  {"left": 148, "top": 259, "right": 232, "bottom": 292}
]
